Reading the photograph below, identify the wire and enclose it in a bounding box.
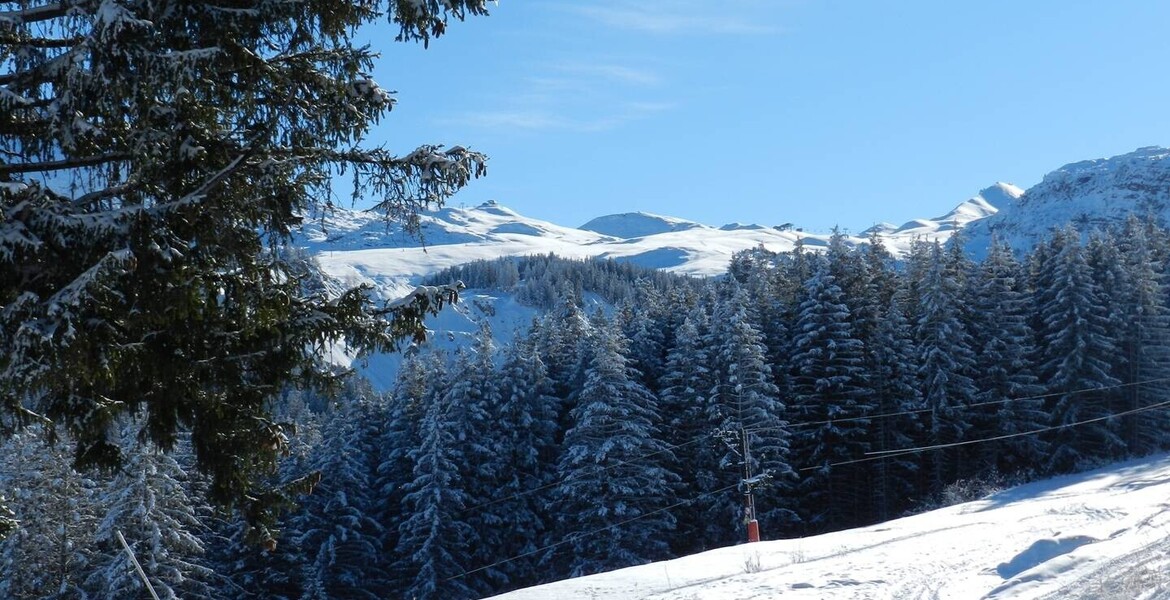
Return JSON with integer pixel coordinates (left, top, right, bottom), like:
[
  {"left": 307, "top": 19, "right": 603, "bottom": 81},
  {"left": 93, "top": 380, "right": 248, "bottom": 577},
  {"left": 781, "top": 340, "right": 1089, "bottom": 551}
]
[
  {"left": 799, "top": 397, "right": 1170, "bottom": 472},
  {"left": 446, "top": 482, "right": 741, "bottom": 582},
  {"left": 869, "top": 398, "right": 1170, "bottom": 457},
  {"left": 461, "top": 376, "right": 1170, "bottom": 515},
  {"left": 749, "top": 375, "right": 1170, "bottom": 436}
]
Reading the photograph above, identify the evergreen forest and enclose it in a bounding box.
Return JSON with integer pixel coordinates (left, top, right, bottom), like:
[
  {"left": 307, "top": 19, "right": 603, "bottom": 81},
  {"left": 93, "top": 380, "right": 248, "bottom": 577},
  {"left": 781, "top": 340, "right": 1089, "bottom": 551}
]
[{"left": 6, "top": 219, "right": 1170, "bottom": 599}]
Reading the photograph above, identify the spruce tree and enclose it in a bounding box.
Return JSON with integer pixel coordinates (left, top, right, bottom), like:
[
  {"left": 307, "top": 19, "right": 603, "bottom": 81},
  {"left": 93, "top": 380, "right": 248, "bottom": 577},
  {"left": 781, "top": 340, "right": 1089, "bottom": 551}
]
[
  {"left": 1111, "top": 219, "right": 1170, "bottom": 455},
  {"left": 658, "top": 304, "right": 724, "bottom": 553},
  {"left": 914, "top": 241, "right": 978, "bottom": 493},
  {"left": 0, "top": 430, "right": 98, "bottom": 599},
  {"left": 970, "top": 237, "right": 1046, "bottom": 475},
  {"left": 297, "top": 397, "right": 388, "bottom": 599},
  {"left": 443, "top": 323, "right": 509, "bottom": 594},
  {"left": 708, "top": 290, "right": 798, "bottom": 539},
  {"left": 376, "top": 349, "right": 436, "bottom": 591},
  {"left": 788, "top": 262, "right": 874, "bottom": 531},
  {"left": 86, "top": 429, "right": 218, "bottom": 600},
  {"left": 488, "top": 331, "right": 560, "bottom": 590},
  {"left": 1035, "top": 227, "right": 1124, "bottom": 472},
  {"left": 547, "top": 316, "right": 677, "bottom": 578},
  {"left": 867, "top": 300, "right": 924, "bottom": 520},
  {"left": 396, "top": 364, "right": 478, "bottom": 600},
  {"left": 0, "top": 0, "right": 489, "bottom": 526}
]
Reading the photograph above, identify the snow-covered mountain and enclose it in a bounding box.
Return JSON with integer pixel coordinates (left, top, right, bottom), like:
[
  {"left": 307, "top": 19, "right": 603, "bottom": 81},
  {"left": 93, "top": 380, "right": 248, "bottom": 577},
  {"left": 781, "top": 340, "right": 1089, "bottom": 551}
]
[
  {"left": 301, "top": 145, "right": 1170, "bottom": 292},
  {"left": 487, "top": 452, "right": 1170, "bottom": 600},
  {"left": 299, "top": 190, "right": 994, "bottom": 294},
  {"left": 579, "top": 211, "right": 704, "bottom": 238},
  {"left": 964, "top": 146, "right": 1170, "bottom": 257},
  {"left": 863, "top": 182, "right": 1018, "bottom": 239}
]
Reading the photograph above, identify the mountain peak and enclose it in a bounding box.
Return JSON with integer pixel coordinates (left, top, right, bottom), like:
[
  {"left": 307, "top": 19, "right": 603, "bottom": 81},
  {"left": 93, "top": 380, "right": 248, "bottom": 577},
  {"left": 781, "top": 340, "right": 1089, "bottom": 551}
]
[
  {"left": 963, "top": 146, "right": 1170, "bottom": 257},
  {"left": 979, "top": 182, "right": 1024, "bottom": 205},
  {"left": 579, "top": 212, "right": 704, "bottom": 239}
]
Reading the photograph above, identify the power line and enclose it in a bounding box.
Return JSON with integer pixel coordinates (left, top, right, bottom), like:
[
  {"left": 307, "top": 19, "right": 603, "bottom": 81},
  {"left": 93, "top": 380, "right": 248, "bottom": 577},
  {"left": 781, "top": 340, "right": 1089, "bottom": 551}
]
[
  {"left": 461, "top": 375, "right": 1170, "bottom": 515},
  {"left": 869, "top": 397, "right": 1170, "bottom": 458},
  {"left": 446, "top": 482, "right": 741, "bottom": 582},
  {"left": 750, "top": 375, "right": 1170, "bottom": 436},
  {"left": 800, "top": 397, "right": 1170, "bottom": 472}
]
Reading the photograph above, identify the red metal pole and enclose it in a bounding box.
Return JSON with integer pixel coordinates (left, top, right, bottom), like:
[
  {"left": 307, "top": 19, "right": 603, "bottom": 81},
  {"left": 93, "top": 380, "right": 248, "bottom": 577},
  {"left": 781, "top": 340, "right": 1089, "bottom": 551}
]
[{"left": 746, "top": 519, "right": 761, "bottom": 543}]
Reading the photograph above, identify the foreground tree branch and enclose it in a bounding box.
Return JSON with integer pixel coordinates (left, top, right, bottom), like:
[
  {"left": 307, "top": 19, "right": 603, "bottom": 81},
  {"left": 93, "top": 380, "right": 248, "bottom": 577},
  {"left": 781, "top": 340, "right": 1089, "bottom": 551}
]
[{"left": 0, "top": 0, "right": 492, "bottom": 543}]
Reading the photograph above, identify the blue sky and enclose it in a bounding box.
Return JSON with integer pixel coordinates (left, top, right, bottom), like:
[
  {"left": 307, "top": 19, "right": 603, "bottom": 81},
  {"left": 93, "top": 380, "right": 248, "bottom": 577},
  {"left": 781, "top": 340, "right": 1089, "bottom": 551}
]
[{"left": 357, "top": 1, "right": 1170, "bottom": 234}]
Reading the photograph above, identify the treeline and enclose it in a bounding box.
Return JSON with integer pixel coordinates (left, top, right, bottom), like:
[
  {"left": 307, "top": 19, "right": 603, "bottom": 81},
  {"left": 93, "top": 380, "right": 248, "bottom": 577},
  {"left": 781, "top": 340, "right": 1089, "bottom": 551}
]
[
  {"left": 6, "top": 217, "right": 1170, "bottom": 599},
  {"left": 423, "top": 253, "right": 701, "bottom": 310}
]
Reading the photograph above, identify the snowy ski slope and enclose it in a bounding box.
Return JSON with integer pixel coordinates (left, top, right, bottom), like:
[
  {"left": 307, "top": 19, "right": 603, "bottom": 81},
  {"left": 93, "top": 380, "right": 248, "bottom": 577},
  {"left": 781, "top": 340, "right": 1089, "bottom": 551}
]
[{"left": 487, "top": 453, "right": 1170, "bottom": 599}]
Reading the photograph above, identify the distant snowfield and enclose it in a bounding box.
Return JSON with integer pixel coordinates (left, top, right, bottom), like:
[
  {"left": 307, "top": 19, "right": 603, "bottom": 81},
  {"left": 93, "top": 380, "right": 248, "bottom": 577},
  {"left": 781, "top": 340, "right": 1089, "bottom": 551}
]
[
  {"left": 487, "top": 454, "right": 1170, "bottom": 600},
  {"left": 303, "top": 188, "right": 1005, "bottom": 289}
]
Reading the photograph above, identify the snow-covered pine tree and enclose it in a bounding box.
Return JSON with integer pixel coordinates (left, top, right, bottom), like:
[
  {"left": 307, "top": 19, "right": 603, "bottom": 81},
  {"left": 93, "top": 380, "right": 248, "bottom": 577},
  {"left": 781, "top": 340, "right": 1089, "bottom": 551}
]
[
  {"left": 0, "top": 0, "right": 488, "bottom": 526},
  {"left": 788, "top": 260, "right": 874, "bottom": 532},
  {"left": 0, "top": 430, "right": 98, "bottom": 599},
  {"left": 707, "top": 288, "right": 799, "bottom": 539},
  {"left": 297, "top": 395, "right": 389, "bottom": 599},
  {"left": 1112, "top": 218, "right": 1170, "bottom": 455},
  {"left": 488, "top": 330, "right": 561, "bottom": 590},
  {"left": 618, "top": 278, "right": 672, "bottom": 391},
  {"left": 867, "top": 300, "right": 924, "bottom": 520},
  {"left": 375, "top": 348, "right": 432, "bottom": 591},
  {"left": 851, "top": 233, "right": 922, "bottom": 518},
  {"left": 442, "top": 322, "right": 509, "bottom": 595},
  {"left": 657, "top": 303, "right": 725, "bottom": 553},
  {"left": 212, "top": 394, "right": 324, "bottom": 599},
  {"left": 1035, "top": 227, "right": 1124, "bottom": 472},
  {"left": 396, "top": 359, "right": 478, "bottom": 600},
  {"left": 546, "top": 314, "right": 678, "bottom": 578},
  {"left": 970, "top": 237, "right": 1046, "bottom": 476},
  {"left": 85, "top": 427, "right": 218, "bottom": 600},
  {"left": 532, "top": 290, "right": 592, "bottom": 435},
  {"left": 914, "top": 241, "right": 979, "bottom": 494}
]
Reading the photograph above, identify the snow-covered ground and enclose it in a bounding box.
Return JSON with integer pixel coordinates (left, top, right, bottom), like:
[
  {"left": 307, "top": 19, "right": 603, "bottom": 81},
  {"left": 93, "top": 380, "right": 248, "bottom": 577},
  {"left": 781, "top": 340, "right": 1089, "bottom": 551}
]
[
  {"left": 301, "top": 191, "right": 1000, "bottom": 291},
  {"left": 488, "top": 454, "right": 1170, "bottom": 600}
]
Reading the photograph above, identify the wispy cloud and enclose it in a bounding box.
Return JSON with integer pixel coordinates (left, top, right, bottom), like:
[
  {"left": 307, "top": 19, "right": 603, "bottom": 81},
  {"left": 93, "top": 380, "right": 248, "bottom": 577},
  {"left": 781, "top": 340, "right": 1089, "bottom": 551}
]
[
  {"left": 565, "top": 1, "right": 780, "bottom": 35},
  {"left": 451, "top": 100, "right": 674, "bottom": 134},
  {"left": 553, "top": 63, "right": 663, "bottom": 86},
  {"left": 444, "top": 58, "right": 673, "bottom": 133}
]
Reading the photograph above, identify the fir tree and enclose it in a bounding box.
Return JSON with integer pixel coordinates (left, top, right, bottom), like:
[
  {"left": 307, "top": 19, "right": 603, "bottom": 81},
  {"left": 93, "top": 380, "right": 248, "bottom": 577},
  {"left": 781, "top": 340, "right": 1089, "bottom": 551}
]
[
  {"left": 708, "top": 290, "right": 798, "bottom": 539},
  {"left": 970, "top": 237, "right": 1046, "bottom": 475},
  {"left": 375, "top": 349, "right": 436, "bottom": 592},
  {"left": 658, "top": 305, "right": 725, "bottom": 553},
  {"left": 0, "top": 0, "right": 488, "bottom": 525},
  {"left": 396, "top": 371, "right": 478, "bottom": 600},
  {"left": 0, "top": 430, "right": 98, "bottom": 599},
  {"left": 86, "top": 429, "right": 217, "bottom": 600},
  {"left": 547, "top": 316, "right": 678, "bottom": 578},
  {"left": 488, "top": 331, "right": 561, "bottom": 589},
  {"left": 915, "top": 242, "right": 978, "bottom": 493},
  {"left": 867, "top": 300, "right": 924, "bottom": 520},
  {"left": 1035, "top": 227, "right": 1124, "bottom": 472},
  {"left": 1111, "top": 219, "right": 1170, "bottom": 455},
  {"left": 788, "top": 262, "right": 874, "bottom": 531},
  {"left": 297, "top": 397, "right": 388, "bottom": 599},
  {"left": 443, "top": 323, "right": 510, "bottom": 594}
]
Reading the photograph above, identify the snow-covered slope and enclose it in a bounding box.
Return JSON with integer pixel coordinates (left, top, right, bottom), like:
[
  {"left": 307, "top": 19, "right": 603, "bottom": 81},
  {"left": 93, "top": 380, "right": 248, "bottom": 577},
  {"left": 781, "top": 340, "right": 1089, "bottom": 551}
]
[
  {"left": 579, "top": 212, "right": 704, "bottom": 238},
  {"left": 303, "top": 146, "right": 1170, "bottom": 294},
  {"left": 864, "top": 182, "right": 1016, "bottom": 239},
  {"left": 301, "top": 191, "right": 995, "bottom": 293},
  {"left": 964, "top": 147, "right": 1170, "bottom": 257},
  {"left": 488, "top": 453, "right": 1170, "bottom": 600}
]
